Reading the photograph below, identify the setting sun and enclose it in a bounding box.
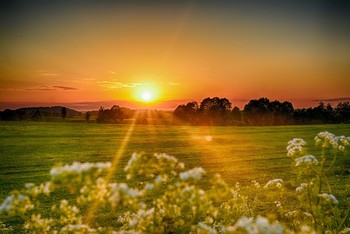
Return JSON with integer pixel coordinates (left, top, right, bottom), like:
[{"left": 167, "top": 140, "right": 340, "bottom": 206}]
[{"left": 141, "top": 91, "right": 152, "bottom": 102}]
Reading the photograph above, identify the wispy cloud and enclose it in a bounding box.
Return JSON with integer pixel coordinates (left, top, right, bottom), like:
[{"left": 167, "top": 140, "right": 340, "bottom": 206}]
[
  {"left": 41, "top": 73, "right": 59, "bottom": 76},
  {"left": 98, "top": 80, "right": 150, "bottom": 89},
  {"left": 38, "top": 70, "right": 60, "bottom": 77},
  {"left": 52, "top": 86, "right": 78, "bottom": 90},
  {"left": 23, "top": 85, "right": 78, "bottom": 91}
]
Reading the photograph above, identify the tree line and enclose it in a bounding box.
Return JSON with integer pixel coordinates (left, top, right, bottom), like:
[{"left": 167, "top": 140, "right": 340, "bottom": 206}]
[
  {"left": 173, "top": 97, "right": 350, "bottom": 126},
  {"left": 0, "top": 106, "right": 81, "bottom": 121},
  {"left": 1, "top": 98, "right": 349, "bottom": 125}
]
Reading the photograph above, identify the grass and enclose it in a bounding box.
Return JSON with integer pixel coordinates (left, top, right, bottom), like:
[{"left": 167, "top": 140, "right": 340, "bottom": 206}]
[{"left": 1, "top": 121, "right": 350, "bottom": 202}]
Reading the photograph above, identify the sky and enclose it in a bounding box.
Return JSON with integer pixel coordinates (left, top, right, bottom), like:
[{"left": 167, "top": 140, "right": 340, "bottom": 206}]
[{"left": 1, "top": 0, "right": 350, "bottom": 111}]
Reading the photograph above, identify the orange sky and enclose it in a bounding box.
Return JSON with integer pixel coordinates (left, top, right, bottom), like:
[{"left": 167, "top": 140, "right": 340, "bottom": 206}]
[{"left": 1, "top": 1, "right": 350, "bottom": 110}]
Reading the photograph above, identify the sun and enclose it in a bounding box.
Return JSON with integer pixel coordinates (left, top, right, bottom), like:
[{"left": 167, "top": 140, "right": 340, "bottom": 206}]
[
  {"left": 133, "top": 83, "right": 160, "bottom": 103},
  {"left": 141, "top": 91, "right": 152, "bottom": 102}
]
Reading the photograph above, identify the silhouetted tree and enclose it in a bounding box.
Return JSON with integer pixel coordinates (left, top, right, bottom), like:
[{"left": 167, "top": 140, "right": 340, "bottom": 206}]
[
  {"left": 231, "top": 106, "right": 242, "bottom": 122},
  {"left": 335, "top": 102, "right": 350, "bottom": 123},
  {"left": 198, "top": 97, "right": 232, "bottom": 125},
  {"left": 243, "top": 98, "right": 273, "bottom": 125},
  {"left": 61, "top": 107, "right": 67, "bottom": 120},
  {"left": 85, "top": 112, "right": 91, "bottom": 123},
  {"left": 96, "top": 105, "right": 125, "bottom": 124},
  {"left": 1, "top": 109, "right": 18, "bottom": 121},
  {"left": 173, "top": 101, "right": 198, "bottom": 125},
  {"left": 32, "top": 109, "right": 42, "bottom": 121}
]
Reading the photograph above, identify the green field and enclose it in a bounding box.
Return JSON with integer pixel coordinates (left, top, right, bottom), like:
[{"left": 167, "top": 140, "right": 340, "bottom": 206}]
[{"left": 1, "top": 121, "right": 350, "bottom": 202}]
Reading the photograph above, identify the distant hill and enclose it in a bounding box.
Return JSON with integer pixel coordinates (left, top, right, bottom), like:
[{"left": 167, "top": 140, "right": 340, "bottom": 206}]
[
  {"left": 16, "top": 106, "right": 82, "bottom": 118},
  {"left": 0, "top": 106, "right": 82, "bottom": 121}
]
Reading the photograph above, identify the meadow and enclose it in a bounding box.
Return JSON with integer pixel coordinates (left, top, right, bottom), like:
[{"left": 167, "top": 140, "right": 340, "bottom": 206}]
[
  {"left": 1, "top": 122, "right": 350, "bottom": 199},
  {"left": 1, "top": 121, "right": 350, "bottom": 232}
]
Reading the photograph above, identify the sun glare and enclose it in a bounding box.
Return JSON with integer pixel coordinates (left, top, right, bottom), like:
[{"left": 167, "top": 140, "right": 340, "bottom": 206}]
[
  {"left": 133, "top": 83, "right": 160, "bottom": 103},
  {"left": 141, "top": 91, "right": 152, "bottom": 102}
]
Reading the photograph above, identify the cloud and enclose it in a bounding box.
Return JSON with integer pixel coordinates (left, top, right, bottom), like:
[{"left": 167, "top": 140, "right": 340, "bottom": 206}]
[
  {"left": 98, "top": 80, "right": 150, "bottom": 89},
  {"left": 41, "top": 73, "right": 59, "bottom": 76},
  {"left": 24, "top": 85, "right": 78, "bottom": 91},
  {"left": 52, "top": 86, "right": 78, "bottom": 90}
]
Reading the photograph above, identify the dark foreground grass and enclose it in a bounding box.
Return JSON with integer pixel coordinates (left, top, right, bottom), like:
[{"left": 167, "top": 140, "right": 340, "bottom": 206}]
[{"left": 1, "top": 121, "right": 350, "bottom": 202}]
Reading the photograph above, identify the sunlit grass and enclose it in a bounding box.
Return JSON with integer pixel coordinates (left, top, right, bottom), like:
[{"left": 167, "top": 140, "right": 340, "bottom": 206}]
[{"left": 1, "top": 122, "right": 349, "bottom": 202}]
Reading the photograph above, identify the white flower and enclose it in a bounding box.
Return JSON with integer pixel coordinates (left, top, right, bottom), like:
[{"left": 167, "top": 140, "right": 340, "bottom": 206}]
[
  {"left": 287, "top": 138, "right": 307, "bottom": 157},
  {"left": 50, "top": 162, "right": 111, "bottom": 178},
  {"left": 145, "top": 183, "right": 154, "bottom": 191},
  {"left": 233, "top": 216, "right": 284, "bottom": 234},
  {"left": 318, "top": 193, "right": 339, "bottom": 204},
  {"left": 61, "top": 224, "right": 95, "bottom": 232},
  {"left": 155, "top": 175, "right": 163, "bottom": 183},
  {"left": 264, "top": 179, "right": 283, "bottom": 189},
  {"left": 338, "top": 145, "right": 345, "bottom": 152},
  {"left": 285, "top": 211, "right": 297, "bottom": 218},
  {"left": 295, "top": 155, "right": 318, "bottom": 166},
  {"left": 198, "top": 223, "right": 217, "bottom": 234},
  {"left": 315, "top": 132, "right": 349, "bottom": 152},
  {"left": 0, "top": 195, "right": 14, "bottom": 213},
  {"left": 296, "top": 183, "right": 308, "bottom": 193},
  {"left": 303, "top": 212, "right": 312, "bottom": 218},
  {"left": 274, "top": 201, "right": 282, "bottom": 209},
  {"left": 155, "top": 153, "right": 178, "bottom": 164},
  {"left": 340, "top": 227, "right": 350, "bottom": 234},
  {"left": 124, "top": 153, "right": 141, "bottom": 172},
  {"left": 179, "top": 167, "right": 205, "bottom": 181},
  {"left": 251, "top": 180, "right": 261, "bottom": 189}
]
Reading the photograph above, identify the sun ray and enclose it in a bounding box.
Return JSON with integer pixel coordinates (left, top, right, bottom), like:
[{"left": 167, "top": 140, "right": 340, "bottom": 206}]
[{"left": 85, "top": 110, "right": 139, "bottom": 225}]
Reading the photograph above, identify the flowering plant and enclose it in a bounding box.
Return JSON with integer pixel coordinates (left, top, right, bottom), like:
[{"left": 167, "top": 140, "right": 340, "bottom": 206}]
[{"left": 0, "top": 132, "right": 349, "bottom": 233}]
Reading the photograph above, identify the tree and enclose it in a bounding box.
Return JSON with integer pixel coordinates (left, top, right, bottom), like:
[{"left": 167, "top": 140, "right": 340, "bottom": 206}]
[
  {"left": 243, "top": 98, "right": 273, "bottom": 125},
  {"left": 335, "top": 102, "right": 350, "bottom": 123},
  {"left": 231, "top": 106, "right": 242, "bottom": 121},
  {"left": 198, "top": 97, "right": 232, "bottom": 125},
  {"left": 61, "top": 107, "right": 67, "bottom": 120},
  {"left": 173, "top": 101, "right": 198, "bottom": 125},
  {"left": 96, "top": 105, "right": 125, "bottom": 124},
  {"left": 32, "top": 109, "right": 42, "bottom": 121},
  {"left": 85, "top": 112, "right": 91, "bottom": 123}
]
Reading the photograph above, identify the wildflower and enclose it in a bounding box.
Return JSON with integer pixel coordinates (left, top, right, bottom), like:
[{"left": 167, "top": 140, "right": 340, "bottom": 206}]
[
  {"left": 314, "top": 132, "right": 350, "bottom": 151},
  {"left": 295, "top": 155, "right": 318, "bottom": 166},
  {"left": 303, "top": 212, "right": 312, "bottom": 218},
  {"left": 50, "top": 161, "right": 111, "bottom": 179},
  {"left": 264, "top": 179, "right": 283, "bottom": 189},
  {"left": 340, "top": 227, "right": 350, "bottom": 234},
  {"left": 155, "top": 153, "right": 178, "bottom": 164},
  {"left": 296, "top": 183, "right": 308, "bottom": 193},
  {"left": 285, "top": 211, "right": 297, "bottom": 218},
  {"left": 318, "top": 193, "right": 339, "bottom": 204},
  {"left": 145, "top": 183, "right": 154, "bottom": 191},
  {"left": 274, "top": 200, "right": 282, "bottom": 209},
  {"left": 61, "top": 224, "right": 95, "bottom": 232},
  {"left": 287, "top": 138, "right": 306, "bottom": 157},
  {"left": 338, "top": 145, "right": 345, "bottom": 152},
  {"left": 198, "top": 222, "right": 217, "bottom": 234},
  {"left": 179, "top": 167, "right": 205, "bottom": 181},
  {"left": 0, "top": 195, "right": 14, "bottom": 213},
  {"left": 155, "top": 175, "right": 163, "bottom": 183},
  {"left": 251, "top": 180, "right": 261, "bottom": 189},
  {"left": 233, "top": 216, "right": 284, "bottom": 234},
  {"left": 124, "top": 153, "right": 141, "bottom": 172}
]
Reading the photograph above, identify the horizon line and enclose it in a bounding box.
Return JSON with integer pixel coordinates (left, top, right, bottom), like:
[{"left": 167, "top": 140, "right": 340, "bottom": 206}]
[{"left": 1, "top": 97, "right": 350, "bottom": 112}]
